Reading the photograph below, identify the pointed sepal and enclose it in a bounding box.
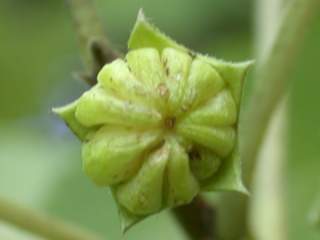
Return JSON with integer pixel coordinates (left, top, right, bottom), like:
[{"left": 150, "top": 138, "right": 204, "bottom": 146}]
[
  {"left": 52, "top": 100, "right": 94, "bottom": 141},
  {"left": 128, "top": 9, "right": 187, "bottom": 53}
]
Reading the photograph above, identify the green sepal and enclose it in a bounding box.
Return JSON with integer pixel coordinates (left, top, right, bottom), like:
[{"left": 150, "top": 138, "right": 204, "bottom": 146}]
[
  {"left": 201, "top": 142, "right": 248, "bottom": 194},
  {"left": 52, "top": 100, "right": 94, "bottom": 141},
  {"left": 201, "top": 57, "right": 254, "bottom": 106},
  {"left": 111, "top": 188, "right": 144, "bottom": 234},
  {"left": 128, "top": 9, "right": 187, "bottom": 53}
]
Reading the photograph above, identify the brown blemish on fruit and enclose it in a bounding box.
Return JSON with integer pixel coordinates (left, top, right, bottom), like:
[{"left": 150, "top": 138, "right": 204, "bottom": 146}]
[
  {"left": 188, "top": 51, "right": 196, "bottom": 59},
  {"left": 163, "top": 58, "right": 167, "bottom": 66},
  {"left": 188, "top": 147, "right": 200, "bottom": 161},
  {"left": 162, "top": 58, "right": 170, "bottom": 76},
  {"left": 165, "top": 67, "right": 170, "bottom": 76},
  {"left": 181, "top": 105, "right": 188, "bottom": 112},
  {"left": 164, "top": 117, "right": 176, "bottom": 129},
  {"left": 157, "top": 83, "right": 169, "bottom": 98}
]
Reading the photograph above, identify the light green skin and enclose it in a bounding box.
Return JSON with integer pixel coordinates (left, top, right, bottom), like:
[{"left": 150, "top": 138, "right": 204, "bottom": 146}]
[{"left": 53, "top": 10, "right": 252, "bottom": 232}]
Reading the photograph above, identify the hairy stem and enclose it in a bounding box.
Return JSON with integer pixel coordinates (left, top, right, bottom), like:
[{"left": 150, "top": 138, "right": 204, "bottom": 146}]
[{"left": 0, "top": 197, "right": 103, "bottom": 240}]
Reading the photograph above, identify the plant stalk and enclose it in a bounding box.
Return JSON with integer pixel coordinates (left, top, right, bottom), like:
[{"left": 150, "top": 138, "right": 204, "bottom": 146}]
[
  {"left": 249, "top": 0, "right": 288, "bottom": 240},
  {"left": 241, "top": 0, "right": 319, "bottom": 186},
  {"left": 173, "top": 196, "right": 217, "bottom": 240},
  {"left": 0, "top": 197, "right": 103, "bottom": 240},
  {"left": 219, "top": 0, "right": 319, "bottom": 238}
]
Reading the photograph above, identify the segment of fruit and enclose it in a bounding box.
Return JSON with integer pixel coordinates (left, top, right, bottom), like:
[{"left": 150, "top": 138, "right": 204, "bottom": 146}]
[
  {"left": 82, "top": 126, "right": 162, "bottom": 186},
  {"left": 115, "top": 143, "right": 169, "bottom": 215},
  {"left": 75, "top": 85, "right": 162, "bottom": 129}
]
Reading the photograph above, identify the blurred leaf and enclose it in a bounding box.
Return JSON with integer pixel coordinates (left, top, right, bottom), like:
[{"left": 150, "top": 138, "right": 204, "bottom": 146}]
[
  {"left": 0, "top": 122, "right": 187, "bottom": 240},
  {"left": 0, "top": 221, "right": 42, "bottom": 240},
  {"left": 0, "top": 1, "right": 77, "bottom": 119},
  {"left": 288, "top": 12, "right": 320, "bottom": 240}
]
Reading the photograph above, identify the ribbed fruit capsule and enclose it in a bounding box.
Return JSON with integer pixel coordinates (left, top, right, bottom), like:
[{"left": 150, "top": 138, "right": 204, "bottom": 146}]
[{"left": 53, "top": 10, "right": 252, "bottom": 232}]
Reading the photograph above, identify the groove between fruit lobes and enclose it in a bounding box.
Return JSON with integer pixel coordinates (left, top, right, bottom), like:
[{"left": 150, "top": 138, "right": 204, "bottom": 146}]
[{"left": 53, "top": 10, "right": 252, "bottom": 231}]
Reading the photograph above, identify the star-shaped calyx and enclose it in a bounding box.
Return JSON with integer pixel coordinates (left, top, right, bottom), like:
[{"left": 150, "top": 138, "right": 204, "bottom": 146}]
[{"left": 53, "top": 10, "right": 252, "bottom": 232}]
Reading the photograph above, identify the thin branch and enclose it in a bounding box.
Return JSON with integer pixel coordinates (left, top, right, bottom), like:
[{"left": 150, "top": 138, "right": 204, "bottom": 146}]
[
  {"left": 172, "top": 196, "right": 217, "bottom": 240},
  {"left": 241, "top": 0, "right": 319, "bottom": 186},
  {"left": 67, "top": 0, "right": 119, "bottom": 85},
  {"left": 0, "top": 197, "right": 103, "bottom": 240}
]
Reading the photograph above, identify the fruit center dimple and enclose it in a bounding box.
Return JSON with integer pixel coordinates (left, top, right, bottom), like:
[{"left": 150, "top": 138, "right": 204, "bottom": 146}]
[{"left": 164, "top": 117, "right": 176, "bottom": 130}]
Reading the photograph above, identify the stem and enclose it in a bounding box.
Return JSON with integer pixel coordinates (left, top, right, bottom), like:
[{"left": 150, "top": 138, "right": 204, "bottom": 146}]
[
  {"left": 250, "top": 98, "right": 288, "bottom": 240},
  {"left": 218, "top": 0, "right": 318, "bottom": 238},
  {"left": 241, "top": 0, "right": 319, "bottom": 186},
  {"left": 67, "top": 0, "right": 119, "bottom": 85},
  {"left": 255, "top": 0, "right": 283, "bottom": 59},
  {"left": 0, "top": 197, "right": 103, "bottom": 240},
  {"left": 249, "top": 1, "right": 288, "bottom": 240},
  {"left": 172, "top": 196, "right": 217, "bottom": 240}
]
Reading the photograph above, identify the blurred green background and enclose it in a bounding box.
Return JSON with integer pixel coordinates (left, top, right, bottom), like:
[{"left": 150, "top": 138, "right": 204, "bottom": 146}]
[{"left": 0, "top": 0, "right": 319, "bottom": 240}]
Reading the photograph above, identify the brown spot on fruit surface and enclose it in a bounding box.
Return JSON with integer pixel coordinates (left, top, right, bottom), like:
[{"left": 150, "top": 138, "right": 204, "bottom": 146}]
[
  {"left": 164, "top": 117, "right": 176, "bottom": 129},
  {"left": 157, "top": 83, "right": 169, "bottom": 97}
]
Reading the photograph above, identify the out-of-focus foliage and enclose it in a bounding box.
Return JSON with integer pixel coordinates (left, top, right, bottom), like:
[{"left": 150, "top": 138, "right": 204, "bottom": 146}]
[
  {"left": 1, "top": 0, "right": 320, "bottom": 240},
  {"left": 288, "top": 12, "right": 320, "bottom": 240}
]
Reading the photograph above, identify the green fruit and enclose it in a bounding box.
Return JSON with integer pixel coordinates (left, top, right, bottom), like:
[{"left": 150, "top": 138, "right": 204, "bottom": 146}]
[{"left": 54, "top": 10, "right": 252, "bottom": 231}]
